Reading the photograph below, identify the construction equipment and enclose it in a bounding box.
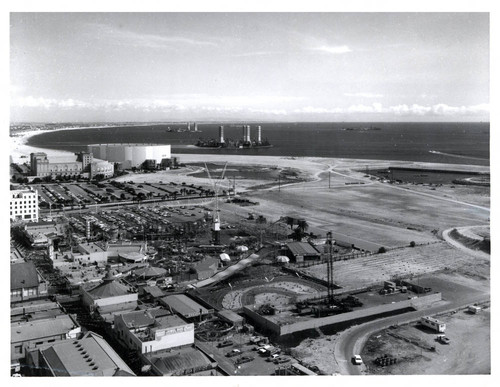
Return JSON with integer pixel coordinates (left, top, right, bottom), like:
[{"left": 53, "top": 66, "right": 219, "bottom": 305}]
[{"left": 204, "top": 162, "right": 228, "bottom": 245}]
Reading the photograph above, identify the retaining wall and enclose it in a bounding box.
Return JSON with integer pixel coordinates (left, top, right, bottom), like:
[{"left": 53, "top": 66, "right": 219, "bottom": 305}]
[{"left": 244, "top": 292, "right": 442, "bottom": 337}]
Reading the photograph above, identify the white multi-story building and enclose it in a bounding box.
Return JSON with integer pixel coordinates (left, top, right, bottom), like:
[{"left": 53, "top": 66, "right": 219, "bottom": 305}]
[
  {"left": 10, "top": 187, "right": 39, "bottom": 222},
  {"left": 114, "top": 308, "right": 194, "bottom": 354}
]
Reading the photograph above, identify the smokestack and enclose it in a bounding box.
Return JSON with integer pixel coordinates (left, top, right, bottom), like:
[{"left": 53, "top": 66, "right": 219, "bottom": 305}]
[
  {"left": 257, "top": 125, "right": 262, "bottom": 143},
  {"left": 219, "top": 126, "right": 225, "bottom": 143}
]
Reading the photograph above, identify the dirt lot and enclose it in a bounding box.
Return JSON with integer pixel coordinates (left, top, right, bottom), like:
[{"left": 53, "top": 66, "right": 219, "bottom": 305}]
[
  {"left": 301, "top": 242, "right": 490, "bottom": 291},
  {"left": 361, "top": 307, "right": 490, "bottom": 374}
]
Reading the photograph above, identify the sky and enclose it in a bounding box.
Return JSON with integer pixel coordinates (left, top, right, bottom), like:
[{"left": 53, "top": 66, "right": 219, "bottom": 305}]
[{"left": 10, "top": 12, "right": 490, "bottom": 122}]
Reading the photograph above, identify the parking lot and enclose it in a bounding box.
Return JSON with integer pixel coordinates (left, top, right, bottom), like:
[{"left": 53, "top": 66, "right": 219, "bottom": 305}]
[
  {"left": 198, "top": 332, "right": 298, "bottom": 375},
  {"left": 32, "top": 180, "right": 214, "bottom": 210}
]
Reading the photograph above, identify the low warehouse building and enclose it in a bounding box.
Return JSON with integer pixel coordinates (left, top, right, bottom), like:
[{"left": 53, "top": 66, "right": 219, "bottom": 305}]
[
  {"left": 286, "top": 242, "right": 321, "bottom": 262},
  {"left": 160, "top": 294, "right": 213, "bottom": 322}
]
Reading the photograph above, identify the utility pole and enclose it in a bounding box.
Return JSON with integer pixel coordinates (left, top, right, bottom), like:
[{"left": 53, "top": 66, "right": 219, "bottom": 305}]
[
  {"left": 329, "top": 171, "right": 331, "bottom": 189},
  {"left": 326, "top": 231, "right": 334, "bottom": 301},
  {"left": 278, "top": 174, "right": 281, "bottom": 192}
]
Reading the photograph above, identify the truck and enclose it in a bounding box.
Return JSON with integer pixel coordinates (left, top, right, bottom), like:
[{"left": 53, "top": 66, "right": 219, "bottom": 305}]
[
  {"left": 468, "top": 305, "right": 482, "bottom": 314},
  {"left": 436, "top": 335, "right": 450, "bottom": 344}
]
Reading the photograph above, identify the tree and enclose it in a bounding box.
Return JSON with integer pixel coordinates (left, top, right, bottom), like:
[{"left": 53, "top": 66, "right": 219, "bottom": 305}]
[
  {"left": 378, "top": 247, "right": 387, "bottom": 254},
  {"left": 409, "top": 241, "right": 416, "bottom": 247},
  {"left": 296, "top": 219, "right": 309, "bottom": 233}
]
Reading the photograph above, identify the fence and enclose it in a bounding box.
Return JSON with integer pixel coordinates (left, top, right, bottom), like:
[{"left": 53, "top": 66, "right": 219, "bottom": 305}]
[{"left": 290, "top": 250, "right": 375, "bottom": 269}]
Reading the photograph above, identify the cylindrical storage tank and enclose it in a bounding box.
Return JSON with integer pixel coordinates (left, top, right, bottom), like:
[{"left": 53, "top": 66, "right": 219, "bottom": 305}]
[
  {"left": 131, "top": 145, "right": 148, "bottom": 167},
  {"left": 257, "top": 126, "right": 262, "bottom": 143},
  {"left": 123, "top": 145, "right": 133, "bottom": 164}
]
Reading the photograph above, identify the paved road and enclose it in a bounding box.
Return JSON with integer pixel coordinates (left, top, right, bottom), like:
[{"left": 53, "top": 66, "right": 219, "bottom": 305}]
[{"left": 335, "top": 292, "right": 490, "bottom": 375}]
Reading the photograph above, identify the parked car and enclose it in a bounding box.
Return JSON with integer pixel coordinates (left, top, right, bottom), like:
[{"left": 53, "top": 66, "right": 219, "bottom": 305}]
[
  {"left": 226, "top": 349, "right": 241, "bottom": 357},
  {"left": 235, "top": 356, "right": 255, "bottom": 365},
  {"left": 217, "top": 340, "right": 233, "bottom": 348},
  {"left": 273, "top": 356, "right": 291, "bottom": 364},
  {"left": 352, "top": 355, "right": 363, "bottom": 365},
  {"left": 267, "top": 353, "right": 280, "bottom": 362}
]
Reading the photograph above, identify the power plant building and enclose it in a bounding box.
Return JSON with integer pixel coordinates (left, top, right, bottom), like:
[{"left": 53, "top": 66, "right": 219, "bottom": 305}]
[
  {"left": 87, "top": 144, "right": 171, "bottom": 169},
  {"left": 30, "top": 152, "right": 114, "bottom": 179}
]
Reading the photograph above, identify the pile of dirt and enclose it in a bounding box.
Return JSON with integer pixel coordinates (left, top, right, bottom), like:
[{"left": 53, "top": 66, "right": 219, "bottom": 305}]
[{"left": 449, "top": 228, "right": 490, "bottom": 254}]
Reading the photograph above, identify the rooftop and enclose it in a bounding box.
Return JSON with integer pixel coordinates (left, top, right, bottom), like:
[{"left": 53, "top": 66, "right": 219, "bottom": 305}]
[
  {"left": 40, "top": 331, "right": 135, "bottom": 376},
  {"left": 11, "top": 314, "right": 78, "bottom": 343},
  {"left": 78, "top": 242, "right": 105, "bottom": 254},
  {"left": 85, "top": 276, "right": 133, "bottom": 300},
  {"left": 160, "top": 294, "right": 211, "bottom": 318},
  {"left": 145, "top": 346, "right": 214, "bottom": 376},
  {"left": 11, "top": 262, "right": 39, "bottom": 290},
  {"left": 286, "top": 242, "right": 320, "bottom": 256}
]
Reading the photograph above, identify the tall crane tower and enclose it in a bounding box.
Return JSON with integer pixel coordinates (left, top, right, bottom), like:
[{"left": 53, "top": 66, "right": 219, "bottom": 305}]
[{"left": 205, "top": 162, "right": 228, "bottom": 245}]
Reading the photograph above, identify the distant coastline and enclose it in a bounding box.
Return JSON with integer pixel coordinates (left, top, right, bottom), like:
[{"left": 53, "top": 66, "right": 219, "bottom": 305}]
[{"left": 20, "top": 122, "right": 489, "bottom": 167}]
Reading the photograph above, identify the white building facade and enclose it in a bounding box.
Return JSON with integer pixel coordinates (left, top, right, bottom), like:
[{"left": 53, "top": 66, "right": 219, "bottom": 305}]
[
  {"left": 87, "top": 144, "right": 171, "bottom": 168},
  {"left": 10, "top": 188, "right": 39, "bottom": 222}
]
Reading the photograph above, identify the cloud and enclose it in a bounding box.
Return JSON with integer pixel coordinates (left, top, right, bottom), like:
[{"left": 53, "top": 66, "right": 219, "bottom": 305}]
[
  {"left": 344, "top": 92, "right": 384, "bottom": 98},
  {"left": 88, "top": 23, "right": 219, "bottom": 50},
  {"left": 12, "top": 96, "right": 489, "bottom": 120},
  {"left": 230, "top": 51, "right": 283, "bottom": 58},
  {"left": 313, "top": 45, "right": 351, "bottom": 54},
  {"left": 295, "top": 103, "right": 489, "bottom": 117},
  {"left": 12, "top": 96, "right": 91, "bottom": 109}
]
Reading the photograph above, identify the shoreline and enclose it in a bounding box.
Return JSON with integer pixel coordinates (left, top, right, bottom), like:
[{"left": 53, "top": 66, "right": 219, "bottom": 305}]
[{"left": 10, "top": 128, "right": 490, "bottom": 174}]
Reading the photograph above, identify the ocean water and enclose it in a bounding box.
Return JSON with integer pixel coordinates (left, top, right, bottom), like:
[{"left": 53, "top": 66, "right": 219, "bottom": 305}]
[{"left": 26, "top": 122, "right": 490, "bottom": 166}]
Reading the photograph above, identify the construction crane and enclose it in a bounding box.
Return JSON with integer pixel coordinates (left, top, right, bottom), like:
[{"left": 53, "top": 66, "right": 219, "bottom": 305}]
[{"left": 205, "top": 162, "right": 228, "bottom": 245}]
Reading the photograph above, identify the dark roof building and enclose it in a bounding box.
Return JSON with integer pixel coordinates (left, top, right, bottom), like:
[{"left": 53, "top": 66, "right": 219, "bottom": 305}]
[
  {"left": 159, "top": 294, "right": 213, "bottom": 321},
  {"left": 286, "top": 242, "right": 321, "bottom": 262},
  {"left": 11, "top": 262, "right": 39, "bottom": 290},
  {"left": 143, "top": 347, "right": 217, "bottom": 376},
  {"left": 11, "top": 262, "right": 47, "bottom": 303},
  {"left": 81, "top": 268, "right": 138, "bottom": 320}
]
